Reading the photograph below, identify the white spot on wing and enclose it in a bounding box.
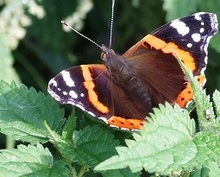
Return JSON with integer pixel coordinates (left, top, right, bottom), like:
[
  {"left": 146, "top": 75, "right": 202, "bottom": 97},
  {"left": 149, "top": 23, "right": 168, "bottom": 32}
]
[
  {"left": 191, "top": 33, "right": 201, "bottom": 42},
  {"left": 61, "top": 70, "right": 75, "bottom": 87},
  {"left": 63, "top": 91, "right": 68, "bottom": 95},
  {"left": 187, "top": 43, "right": 192, "bottom": 48},
  {"left": 200, "top": 27, "right": 205, "bottom": 33},
  {"left": 69, "top": 90, "right": 78, "bottom": 99},
  {"left": 170, "top": 19, "right": 190, "bottom": 36},
  {"left": 80, "top": 93, "right": 84, "bottom": 97},
  {"left": 194, "top": 13, "right": 202, "bottom": 21}
]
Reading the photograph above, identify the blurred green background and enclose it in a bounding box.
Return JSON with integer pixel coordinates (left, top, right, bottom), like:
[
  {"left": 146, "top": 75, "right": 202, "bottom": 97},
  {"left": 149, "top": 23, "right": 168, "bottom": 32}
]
[
  {"left": 0, "top": 0, "right": 219, "bottom": 95},
  {"left": 0, "top": 0, "right": 219, "bottom": 175}
]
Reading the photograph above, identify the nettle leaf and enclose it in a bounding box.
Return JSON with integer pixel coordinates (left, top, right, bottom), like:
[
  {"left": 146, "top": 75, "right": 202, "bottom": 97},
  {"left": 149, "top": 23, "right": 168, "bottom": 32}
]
[
  {"left": 95, "top": 57, "right": 220, "bottom": 175},
  {"left": 190, "top": 132, "right": 220, "bottom": 167},
  {"left": 47, "top": 122, "right": 138, "bottom": 177},
  {"left": 0, "top": 81, "right": 64, "bottom": 144},
  {"left": 177, "top": 54, "right": 215, "bottom": 127},
  {"left": 47, "top": 124, "right": 118, "bottom": 164},
  {"left": 213, "top": 90, "right": 220, "bottom": 117},
  {"left": 0, "top": 144, "right": 69, "bottom": 177},
  {"left": 101, "top": 168, "right": 141, "bottom": 177},
  {"left": 206, "top": 160, "right": 220, "bottom": 176},
  {"left": 188, "top": 135, "right": 220, "bottom": 177},
  {"left": 62, "top": 110, "right": 77, "bottom": 141},
  {"left": 95, "top": 103, "right": 220, "bottom": 175},
  {"left": 190, "top": 160, "right": 220, "bottom": 177},
  {"left": 95, "top": 103, "right": 197, "bottom": 175},
  {"left": 73, "top": 125, "right": 120, "bottom": 168},
  {"left": 73, "top": 125, "right": 139, "bottom": 176},
  {"left": 192, "top": 84, "right": 214, "bottom": 125}
]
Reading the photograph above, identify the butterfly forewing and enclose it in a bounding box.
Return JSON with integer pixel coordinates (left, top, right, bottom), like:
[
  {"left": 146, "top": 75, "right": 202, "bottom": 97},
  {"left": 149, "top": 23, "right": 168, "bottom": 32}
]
[{"left": 48, "top": 65, "right": 113, "bottom": 118}]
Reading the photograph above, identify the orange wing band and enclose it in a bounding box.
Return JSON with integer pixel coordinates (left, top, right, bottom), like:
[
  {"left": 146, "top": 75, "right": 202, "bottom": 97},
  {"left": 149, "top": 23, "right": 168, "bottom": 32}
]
[
  {"left": 107, "top": 116, "right": 145, "bottom": 130},
  {"left": 144, "top": 35, "right": 196, "bottom": 71},
  {"left": 82, "top": 66, "right": 109, "bottom": 114}
]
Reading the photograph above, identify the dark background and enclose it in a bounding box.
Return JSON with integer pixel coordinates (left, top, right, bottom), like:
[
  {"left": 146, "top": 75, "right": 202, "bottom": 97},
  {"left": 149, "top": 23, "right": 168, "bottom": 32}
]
[{"left": 0, "top": 0, "right": 218, "bottom": 94}]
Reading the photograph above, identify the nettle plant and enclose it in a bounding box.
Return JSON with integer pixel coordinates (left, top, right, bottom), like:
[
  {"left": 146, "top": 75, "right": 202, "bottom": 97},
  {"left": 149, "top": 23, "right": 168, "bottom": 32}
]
[{"left": 0, "top": 58, "right": 219, "bottom": 177}]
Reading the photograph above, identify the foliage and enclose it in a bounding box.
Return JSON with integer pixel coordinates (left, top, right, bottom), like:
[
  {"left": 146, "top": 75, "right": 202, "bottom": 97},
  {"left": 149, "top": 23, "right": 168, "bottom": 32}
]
[
  {"left": 0, "top": 74, "right": 219, "bottom": 176},
  {"left": 95, "top": 58, "right": 220, "bottom": 176},
  {"left": 0, "top": 0, "right": 219, "bottom": 177},
  {"left": 0, "top": 144, "right": 69, "bottom": 177}
]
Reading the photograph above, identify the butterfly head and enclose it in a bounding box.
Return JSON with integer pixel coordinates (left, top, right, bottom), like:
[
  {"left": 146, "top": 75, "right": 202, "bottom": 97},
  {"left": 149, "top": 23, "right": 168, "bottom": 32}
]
[
  {"left": 100, "top": 45, "right": 116, "bottom": 61},
  {"left": 100, "top": 45, "right": 119, "bottom": 71}
]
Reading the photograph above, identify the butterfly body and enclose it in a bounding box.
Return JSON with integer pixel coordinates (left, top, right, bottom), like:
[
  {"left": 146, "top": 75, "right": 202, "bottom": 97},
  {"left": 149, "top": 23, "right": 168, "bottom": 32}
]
[{"left": 48, "top": 12, "right": 218, "bottom": 130}]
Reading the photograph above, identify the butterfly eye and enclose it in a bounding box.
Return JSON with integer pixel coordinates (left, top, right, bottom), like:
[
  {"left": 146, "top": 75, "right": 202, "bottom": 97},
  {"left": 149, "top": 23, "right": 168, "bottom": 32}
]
[{"left": 101, "top": 52, "right": 106, "bottom": 59}]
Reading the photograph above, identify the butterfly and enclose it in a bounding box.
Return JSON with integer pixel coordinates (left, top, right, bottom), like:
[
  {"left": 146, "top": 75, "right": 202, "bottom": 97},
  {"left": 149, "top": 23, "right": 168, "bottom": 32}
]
[{"left": 48, "top": 12, "right": 218, "bottom": 130}]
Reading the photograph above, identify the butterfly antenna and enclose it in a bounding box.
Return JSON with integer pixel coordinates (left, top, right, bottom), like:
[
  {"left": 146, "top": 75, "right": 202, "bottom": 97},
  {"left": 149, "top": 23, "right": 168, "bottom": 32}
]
[
  {"left": 61, "top": 21, "right": 102, "bottom": 50},
  {"left": 109, "top": 0, "right": 115, "bottom": 48}
]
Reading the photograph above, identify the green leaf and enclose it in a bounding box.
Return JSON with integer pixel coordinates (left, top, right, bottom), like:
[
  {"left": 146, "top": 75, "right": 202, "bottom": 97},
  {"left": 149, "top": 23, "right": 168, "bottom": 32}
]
[
  {"left": 190, "top": 167, "right": 210, "bottom": 177},
  {"left": 62, "top": 110, "right": 77, "bottom": 141},
  {"left": 189, "top": 146, "right": 220, "bottom": 177},
  {"left": 191, "top": 132, "right": 220, "bottom": 166},
  {"left": 95, "top": 103, "right": 196, "bottom": 175},
  {"left": 73, "top": 125, "right": 139, "bottom": 176},
  {"left": 0, "top": 144, "right": 69, "bottom": 177},
  {"left": 47, "top": 123, "right": 138, "bottom": 177},
  {"left": 95, "top": 103, "right": 220, "bottom": 175},
  {"left": 213, "top": 90, "right": 220, "bottom": 117},
  {"left": 73, "top": 125, "right": 119, "bottom": 168},
  {"left": 176, "top": 53, "right": 215, "bottom": 130},
  {"left": 49, "top": 125, "right": 112, "bottom": 164},
  {"left": 0, "top": 81, "right": 64, "bottom": 144},
  {"left": 182, "top": 131, "right": 220, "bottom": 177},
  {"left": 44, "top": 120, "right": 77, "bottom": 163},
  {"left": 206, "top": 160, "right": 220, "bottom": 177},
  {"left": 101, "top": 168, "right": 141, "bottom": 177}
]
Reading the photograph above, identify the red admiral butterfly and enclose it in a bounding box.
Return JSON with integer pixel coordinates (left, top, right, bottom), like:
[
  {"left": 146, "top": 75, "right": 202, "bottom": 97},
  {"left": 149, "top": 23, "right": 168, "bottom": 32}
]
[{"left": 48, "top": 12, "right": 218, "bottom": 130}]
